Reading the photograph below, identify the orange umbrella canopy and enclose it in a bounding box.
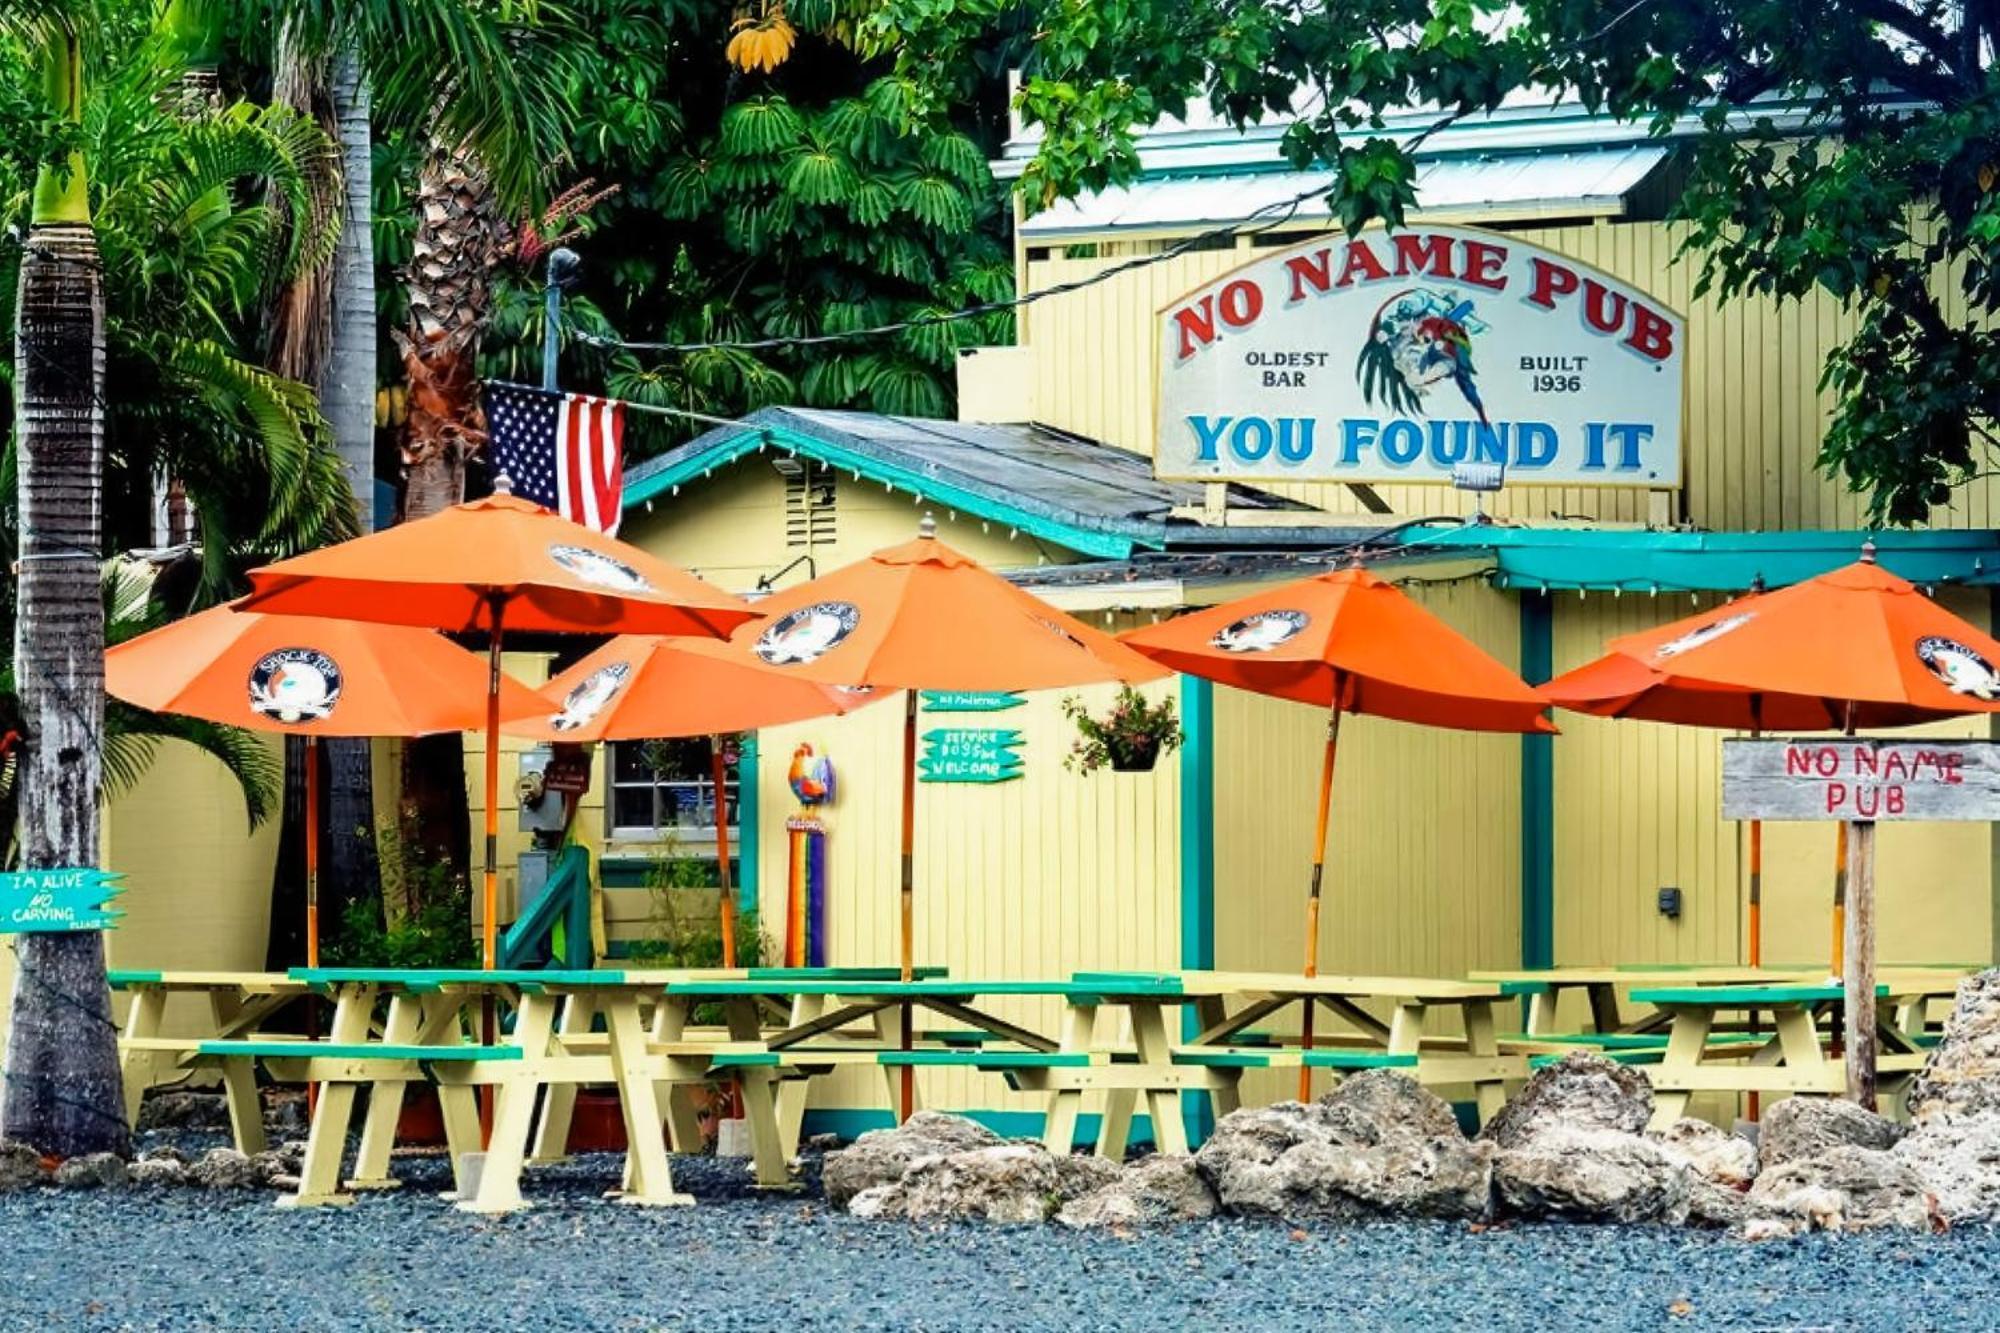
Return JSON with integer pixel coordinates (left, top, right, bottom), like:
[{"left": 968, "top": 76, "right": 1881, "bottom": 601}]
[
  {"left": 1544, "top": 554, "right": 2000, "bottom": 728},
  {"left": 507, "top": 635, "right": 875, "bottom": 743},
  {"left": 724, "top": 521, "right": 1164, "bottom": 690},
  {"left": 105, "top": 603, "right": 546, "bottom": 735},
  {"left": 239, "top": 493, "right": 757, "bottom": 637},
  {"left": 1119, "top": 563, "right": 1554, "bottom": 732}
]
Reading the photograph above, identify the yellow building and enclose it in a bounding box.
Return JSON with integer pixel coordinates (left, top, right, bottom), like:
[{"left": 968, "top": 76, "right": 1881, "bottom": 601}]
[{"left": 67, "top": 96, "right": 2000, "bottom": 1144}]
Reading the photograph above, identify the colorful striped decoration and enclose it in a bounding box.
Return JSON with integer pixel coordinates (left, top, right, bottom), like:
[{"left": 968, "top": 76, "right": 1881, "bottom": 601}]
[{"left": 785, "top": 814, "right": 827, "bottom": 967}]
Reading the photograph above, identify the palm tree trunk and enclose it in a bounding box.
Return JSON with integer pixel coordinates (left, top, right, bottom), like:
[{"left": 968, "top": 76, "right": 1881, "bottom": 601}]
[
  {"left": 4, "top": 26, "right": 127, "bottom": 1157},
  {"left": 395, "top": 138, "right": 508, "bottom": 883},
  {"left": 327, "top": 42, "right": 376, "bottom": 534}
]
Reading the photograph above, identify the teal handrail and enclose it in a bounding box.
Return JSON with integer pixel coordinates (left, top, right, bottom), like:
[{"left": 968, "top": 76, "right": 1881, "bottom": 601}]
[{"left": 499, "top": 844, "right": 593, "bottom": 970}]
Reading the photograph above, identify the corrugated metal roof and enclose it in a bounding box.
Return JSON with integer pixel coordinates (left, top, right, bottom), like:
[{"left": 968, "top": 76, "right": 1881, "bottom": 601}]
[
  {"left": 1020, "top": 146, "right": 1668, "bottom": 239},
  {"left": 622, "top": 407, "right": 1359, "bottom": 559}
]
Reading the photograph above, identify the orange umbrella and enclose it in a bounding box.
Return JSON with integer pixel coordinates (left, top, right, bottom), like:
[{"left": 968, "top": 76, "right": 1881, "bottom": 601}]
[
  {"left": 105, "top": 603, "right": 546, "bottom": 968},
  {"left": 1543, "top": 547, "right": 2000, "bottom": 986},
  {"left": 236, "top": 486, "right": 758, "bottom": 970},
  {"left": 719, "top": 516, "right": 1163, "bottom": 1117},
  {"left": 1121, "top": 561, "right": 1553, "bottom": 1097},
  {"left": 507, "top": 634, "right": 878, "bottom": 964}
]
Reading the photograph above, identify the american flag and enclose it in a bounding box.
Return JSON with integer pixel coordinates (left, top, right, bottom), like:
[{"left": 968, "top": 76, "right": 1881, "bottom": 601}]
[{"left": 483, "top": 382, "right": 627, "bottom": 534}]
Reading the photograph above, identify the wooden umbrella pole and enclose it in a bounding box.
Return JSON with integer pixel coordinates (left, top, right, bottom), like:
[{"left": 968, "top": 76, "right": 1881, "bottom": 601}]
[
  {"left": 1297, "top": 699, "right": 1342, "bottom": 1103},
  {"left": 1844, "top": 818, "right": 1878, "bottom": 1108},
  {"left": 305, "top": 734, "right": 320, "bottom": 1115},
  {"left": 1748, "top": 705, "right": 1763, "bottom": 969},
  {"left": 712, "top": 735, "right": 736, "bottom": 968},
  {"left": 898, "top": 690, "right": 918, "bottom": 1122},
  {"left": 480, "top": 593, "right": 506, "bottom": 1142}
]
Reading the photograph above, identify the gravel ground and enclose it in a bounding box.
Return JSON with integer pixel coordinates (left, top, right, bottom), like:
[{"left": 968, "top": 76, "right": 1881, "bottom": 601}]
[{"left": 4, "top": 1139, "right": 1998, "bottom": 1332}]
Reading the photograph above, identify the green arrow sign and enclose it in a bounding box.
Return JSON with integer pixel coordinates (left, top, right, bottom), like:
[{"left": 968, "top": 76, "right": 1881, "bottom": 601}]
[
  {"left": 0, "top": 868, "right": 125, "bottom": 933},
  {"left": 920, "top": 728, "right": 1025, "bottom": 784},
  {"left": 921, "top": 691, "right": 1025, "bottom": 713}
]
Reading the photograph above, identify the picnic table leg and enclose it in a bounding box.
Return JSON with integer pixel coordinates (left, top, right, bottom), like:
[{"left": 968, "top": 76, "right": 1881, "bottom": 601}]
[
  {"left": 1129, "top": 1001, "right": 1188, "bottom": 1157},
  {"left": 1523, "top": 985, "right": 1560, "bottom": 1039},
  {"left": 1586, "top": 984, "right": 1621, "bottom": 1036},
  {"left": 1193, "top": 997, "right": 1241, "bottom": 1121},
  {"left": 530, "top": 991, "right": 599, "bottom": 1165},
  {"left": 1646, "top": 1006, "right": 1713, "bottom": 1131},
  {"left": 724, "top": 998, "right": 792, "bottom": 1190},
  {"left": 206, "top": 990, "right": 268, "bottom": 1156},
  {"left": 1773, "top": 1005, "right": 1824, "bottom": 1070},
  {"left": 650, "top": 996, "right": 705, "bottom": 1155},
  {"left": 872, "top": 1001, "right": 918, "bottom": 1117},
  {"left": 1462, "top": 999, "right": 1507, "bottom": 1127},
  {"left": 278, "top": 985, "right": 375, "bottom": 1208},
  {"left": 463, "top": 991, "right": 560, "bottom": 1215},
  {"left": 602, "top": 994, "right": 693, "bottom": 1208},
  {"left": 1043, "top": 1002, "right": 1099, "bottom": 1155},
  {"left": 774, "top": 993, "right": 820, "bottom": 1160},
  {"left": 119, "top": 987, "right": 166, "bottom": 1128},
  {"left": 347, "top": 991, "right": 429, "bottom": 1189}
]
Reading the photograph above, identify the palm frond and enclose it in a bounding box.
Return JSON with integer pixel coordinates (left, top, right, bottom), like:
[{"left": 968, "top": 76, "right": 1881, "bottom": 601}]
[{"left": 104, "top": 702, "right": 281, "bottom": 828}]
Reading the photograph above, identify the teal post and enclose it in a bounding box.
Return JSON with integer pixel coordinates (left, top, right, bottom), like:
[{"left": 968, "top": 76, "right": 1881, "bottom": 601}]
[
  {"left": 738, "top": 734, "right": 760, "bottom": 919},
  {"left": 1178, "top": 677, "right": 1216, "bottom": 1145},
  {"left": 1519, "top": 593, "right": 1555, "bottom": 969}
]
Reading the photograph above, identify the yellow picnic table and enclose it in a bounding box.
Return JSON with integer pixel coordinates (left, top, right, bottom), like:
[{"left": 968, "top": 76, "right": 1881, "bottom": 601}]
[
  {"left": 1052, "top": 970, "right": 1531, "bottom": 1149},
  {"left": 111, "top": 970, "right": 317, "bottom": 1153},
  {"left": 1632, "top": 976, "right": 1967, "bottom": 1128}
]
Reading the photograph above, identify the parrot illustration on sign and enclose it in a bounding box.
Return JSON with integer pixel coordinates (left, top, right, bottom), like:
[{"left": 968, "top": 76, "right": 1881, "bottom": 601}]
[{"left": 1356, "top": 288, "right": 1491, "bottom": 426}]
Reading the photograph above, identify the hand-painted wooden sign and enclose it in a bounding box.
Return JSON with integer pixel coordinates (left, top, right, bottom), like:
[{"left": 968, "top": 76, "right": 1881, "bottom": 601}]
[
  {"left": 920, "top": 691, "right": 1025, "bottom": 713},
  {"left": 920, "top": 728, "right": 1024, "bottom": 784},
  {"left": 0, "top": 868, "right": 126, "bottom": 933},
  {"left": 1722, "top": 739, "right": 2000, "bottom": 821}
]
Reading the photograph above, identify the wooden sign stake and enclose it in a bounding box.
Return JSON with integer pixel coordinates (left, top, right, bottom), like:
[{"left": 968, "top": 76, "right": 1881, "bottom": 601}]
[{"left": 1843, "top": 819, "right": 1877, "bottom": 1109}]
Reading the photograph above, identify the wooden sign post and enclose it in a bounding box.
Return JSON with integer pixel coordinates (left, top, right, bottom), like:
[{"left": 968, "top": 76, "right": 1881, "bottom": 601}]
[{"left": 1723, "top": 738, "right": 2000, "bottom": 1109}]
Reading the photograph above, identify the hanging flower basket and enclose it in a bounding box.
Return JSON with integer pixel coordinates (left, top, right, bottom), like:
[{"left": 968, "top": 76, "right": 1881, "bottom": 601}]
[{"left": 1062, "top": 686, "right": 1183, "bottom": 775}]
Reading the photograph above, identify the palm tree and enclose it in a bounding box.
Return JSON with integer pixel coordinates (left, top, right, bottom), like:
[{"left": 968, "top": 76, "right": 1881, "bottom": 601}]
[
  {"left": 0, "top": 5, "right": 351, "bottom": 1154},
  {"left": 2, "top": 2, "right": 126, "bottom": 1157}
]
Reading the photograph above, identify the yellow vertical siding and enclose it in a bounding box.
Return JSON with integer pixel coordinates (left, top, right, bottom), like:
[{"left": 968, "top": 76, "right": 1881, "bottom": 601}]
[
  {"left": 752, "top": 638, "right": 1182, "bottom": 1118},
  {"left": 1009, "top": 221, "right": 2000, "bottom": 530}
]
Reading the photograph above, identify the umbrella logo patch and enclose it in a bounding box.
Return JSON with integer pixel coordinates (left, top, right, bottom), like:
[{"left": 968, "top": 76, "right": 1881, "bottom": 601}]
[
  {"left": 1211, "top": 610, "right": 1309, "bottom": 653},
  {"left": 248, "top": 648, "right": 343, "bottom": 723},
  {"left": 1035, "top": 615, "right": 1087, "bottom": 650},
  {"left": 551, "top": 662, "right": 631, "bottom": 732},
  {"left": 1653, "top": 612, "right": 1754, "bottom": 661},
  {"left": 1917, "top": 636, "right": 2000, "bottom": 699},
  {"left": 549, "top": 543, "right": 654, "bottom": 594},
  {"left": 755, "top": 602, "right": 860, "bottom": 665}
]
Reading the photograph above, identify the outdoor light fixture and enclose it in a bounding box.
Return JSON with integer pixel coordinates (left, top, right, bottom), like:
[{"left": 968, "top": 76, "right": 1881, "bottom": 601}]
[{"left": 1451, "top": 459, "right": 1506, "bottom": 523}]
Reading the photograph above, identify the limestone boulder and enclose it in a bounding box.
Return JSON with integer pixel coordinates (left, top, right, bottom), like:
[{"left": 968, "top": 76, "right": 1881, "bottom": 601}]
[
  {"left": 1492, "top": 1126, "right": 1692, "bottom": 1225},
  {"left": 129, "top": 1158, "right": 188, "bottom": 1187},
  {"left": 188, "top": 1147, "right": 261, "bottom": 1189},
  {"left": 0, "top": 1140, "right": 46, "bottom": 1192},
  {"left": 883, "top": 1144, "right": 1062, "bottom": 1224},
  {"left": 1477, "top": 1052, "right": 1652, "bottom": 1150},
  {"left": 822, "top": 1112, "right": 1000, "bottom": 1210},
  {"left": 1195, "top": 1072, "right": 1494, "bottom": 1222},
  {"left": 1907, "top": 969, "right": 2000, "bottom": 1125},
  {"left": 1048, "top": 1152, "right": 1123, "bottom": 1204},
  {"left": 1057, "top": 1155, "right": 1218, "bottom": 1229},
  {"left": 1746, "top": 1145, "right": 1937, "bottom": 1232},
  {"left": 1756, "top": 1097, "right": 1903, "bottom": 1173},
  {"left": 1650, "top": 1118, "right": 1758, "bottom": 1188},
  {"left": 135, "top": 1091, "right": 229, "bottom": 1132},
  {"left": 1894, "top": 1117, "right": 2000, "bottom": 1225},
  {"left": 53, "top": 1153, "right": 128, "bottom": 1189}
]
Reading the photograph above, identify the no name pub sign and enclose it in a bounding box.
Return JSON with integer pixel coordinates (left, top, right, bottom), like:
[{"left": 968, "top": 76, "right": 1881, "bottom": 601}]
[
  {"left": 1156, "top": 225, "right": 1685, "bottom": 488},
  {"left": 1722, "top": 738, "right": 2000, "bottom": 822}
]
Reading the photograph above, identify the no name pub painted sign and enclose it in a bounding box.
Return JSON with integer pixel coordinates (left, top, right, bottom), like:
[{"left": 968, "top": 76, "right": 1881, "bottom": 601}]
[
  {"left": 1156, "top": 225, "right": 1685, "bottom": 488},
  {"left": 1722, "top": 739, "right": 2000, "bottom": 822},
  {"left": 0, "top": 867, "right": 125, "bottom": 933},
  {"left": 920, "top": 728, "right": 1024, "bottom": 784}
]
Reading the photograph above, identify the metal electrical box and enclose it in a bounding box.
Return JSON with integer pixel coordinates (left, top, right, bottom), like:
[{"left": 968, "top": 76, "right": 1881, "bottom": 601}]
[{"left": 515, "top": 745, "right": 568, "bottom": 833}]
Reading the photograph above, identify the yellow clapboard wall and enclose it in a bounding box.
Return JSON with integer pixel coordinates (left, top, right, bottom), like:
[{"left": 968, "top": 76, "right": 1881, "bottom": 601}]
[{"left": 1012, "top": 221, "right": 2000, "bottom": 530}]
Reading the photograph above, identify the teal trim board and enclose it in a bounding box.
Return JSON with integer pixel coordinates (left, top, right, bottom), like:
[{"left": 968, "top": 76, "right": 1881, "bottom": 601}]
[
  {"left": 1518, "top": 593, "right": 1554, "bottom": 971},
  {"left": 738, "top": 733, "right": 760, "bottom": 918},
  {"left": 1177, "top": 676, "right": 1217, "bottom": 1147}
]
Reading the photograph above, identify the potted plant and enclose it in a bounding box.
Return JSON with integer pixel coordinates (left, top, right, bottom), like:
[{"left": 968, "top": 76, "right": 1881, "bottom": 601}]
[{"left": 1062, "top": 685, "right": 1185, "bottom": 773}]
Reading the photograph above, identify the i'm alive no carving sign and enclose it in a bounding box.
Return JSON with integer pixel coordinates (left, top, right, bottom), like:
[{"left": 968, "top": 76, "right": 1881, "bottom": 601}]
[
  {"left": 1156, "top": 225, "right": 1685, "bottom": 488},
  {"left": 1722, "top": 738, "right": 2000, "bottom": 821}
]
